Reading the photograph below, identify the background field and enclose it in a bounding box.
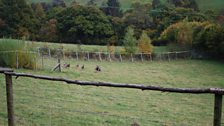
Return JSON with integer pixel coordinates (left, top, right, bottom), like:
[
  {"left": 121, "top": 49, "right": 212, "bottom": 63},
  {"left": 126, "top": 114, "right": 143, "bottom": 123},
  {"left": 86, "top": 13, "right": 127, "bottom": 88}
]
[
  {"left": 0, "top": 59, "right": 224, "bottom": 125},
  {"left": 28, "top": 0, "right": 224, "bottom": 12}
]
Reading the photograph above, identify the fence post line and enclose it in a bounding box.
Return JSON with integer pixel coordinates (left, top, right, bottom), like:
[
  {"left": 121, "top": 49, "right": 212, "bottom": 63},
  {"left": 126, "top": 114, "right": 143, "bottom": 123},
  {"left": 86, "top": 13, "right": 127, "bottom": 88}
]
[
  {"left": 5, "top": 73, "right": 15, "bottom": 126},
  {"left": 213, "top": 94, "right": 223, "bottom": 126}
]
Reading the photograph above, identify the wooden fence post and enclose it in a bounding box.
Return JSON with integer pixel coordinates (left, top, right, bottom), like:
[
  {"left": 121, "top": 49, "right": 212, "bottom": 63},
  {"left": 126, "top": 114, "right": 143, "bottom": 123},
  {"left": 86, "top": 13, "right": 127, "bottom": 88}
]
[
  {"left": 141, "top": 53, "right": 143, "bottom": 62},
  {"left": 87, "top": 52, "right": 90, "bottom": 61},
  {"left": 119, "top": 54, "right": 123, "bottom": 62},
  {"left": 16, "top": 51, "right": 18, "bottom": 69},
  {"left": 58, "top": 59, "right": 61, "bottom": 72},
  {"left": 42, "top": 54, "right": 44, "bottom": 69},
  {"left": 48, "top": 48, "right": 51, "bottom": 58},
  {"left": 149, "top": 53, "right": 152, "bottom": 62},
  {"left": 99, "top": 52, "right": 102, "bottom": 61},
  {"left": 76, "top": 52, "right": 79, "bottom": 61},
  {"left": 131, "top": 54, "right": 134, "bottom": 62},
  {"left": 108, "top": 53, "right": 112, "bottom": 62},
  {"left": 5, "top": 73, "right": 15, "bottom": 126},
  {"left": 213, "top": 94, "right": 223, "bottom": 126},
  {"left": 168, "top": 52, "right": 170, "bottom": 62}
]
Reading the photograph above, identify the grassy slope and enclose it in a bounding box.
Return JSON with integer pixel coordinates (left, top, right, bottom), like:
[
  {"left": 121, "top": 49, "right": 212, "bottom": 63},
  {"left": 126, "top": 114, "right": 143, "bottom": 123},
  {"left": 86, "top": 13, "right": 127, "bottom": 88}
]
[
  {"left": 28, "top": 0, "right": 224, "bottom": 12},
  {"left": 0, "top": 60, "right": 224, "bottom": 125},
  {"left": 29, "top": 41, "right": 168, "bottom": 53}
]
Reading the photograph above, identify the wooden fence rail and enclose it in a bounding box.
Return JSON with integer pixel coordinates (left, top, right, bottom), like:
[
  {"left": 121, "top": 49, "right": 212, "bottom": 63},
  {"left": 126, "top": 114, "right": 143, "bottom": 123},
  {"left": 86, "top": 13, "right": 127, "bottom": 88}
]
[{"left": 0, "top": 68, "right": 223, "bottom": 126}]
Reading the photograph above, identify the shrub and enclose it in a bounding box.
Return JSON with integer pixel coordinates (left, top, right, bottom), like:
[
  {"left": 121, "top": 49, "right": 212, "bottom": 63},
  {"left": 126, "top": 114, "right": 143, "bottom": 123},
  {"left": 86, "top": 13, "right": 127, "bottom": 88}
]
[
  {"left": 0, "top": 39, "right": 37, "bottom": 69},
  {"left": 138, "top": 31, "right": 153, "bottom": 53}
]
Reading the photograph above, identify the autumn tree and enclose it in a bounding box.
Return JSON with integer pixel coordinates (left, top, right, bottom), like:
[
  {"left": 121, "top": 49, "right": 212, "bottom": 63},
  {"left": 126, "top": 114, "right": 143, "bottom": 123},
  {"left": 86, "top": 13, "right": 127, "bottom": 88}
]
[{"left": 138, "top": 31, "right": 153, "bottom": 53}]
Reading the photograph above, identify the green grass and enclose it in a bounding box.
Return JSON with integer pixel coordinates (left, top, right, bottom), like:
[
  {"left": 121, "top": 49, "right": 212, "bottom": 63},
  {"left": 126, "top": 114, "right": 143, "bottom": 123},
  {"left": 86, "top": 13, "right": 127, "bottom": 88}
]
[
  {"left": 21, "top": 40, "right": 168, "bottom": 53},
  {"left": 28, "top": 0, "right": 224, "bottom": 12},
  {"left": 0, "top": 59, "right": 224, "bottom": 125}
]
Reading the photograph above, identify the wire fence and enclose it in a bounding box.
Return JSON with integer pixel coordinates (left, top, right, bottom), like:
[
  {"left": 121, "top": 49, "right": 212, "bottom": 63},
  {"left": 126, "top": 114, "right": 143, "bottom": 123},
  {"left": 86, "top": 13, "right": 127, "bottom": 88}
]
[{"left": 0, "top": 49, "right": 192, "bottom": 72}]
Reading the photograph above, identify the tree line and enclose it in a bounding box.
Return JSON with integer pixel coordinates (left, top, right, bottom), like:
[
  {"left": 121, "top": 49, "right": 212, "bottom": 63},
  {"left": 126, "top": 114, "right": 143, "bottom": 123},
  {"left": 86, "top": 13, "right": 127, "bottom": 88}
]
[{"left": 0, "top": 0, "right": 224, "bottom": 56}]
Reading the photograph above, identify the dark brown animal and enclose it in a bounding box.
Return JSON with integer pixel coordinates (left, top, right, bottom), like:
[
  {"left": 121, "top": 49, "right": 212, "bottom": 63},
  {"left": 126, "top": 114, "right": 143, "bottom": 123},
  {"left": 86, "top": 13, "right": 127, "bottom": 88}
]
[
  {"left": 81, "top": 65, "right": 84, "bottom": 70},
  {"left": 63, "top": 63, "right": 70, "bottom": 68},
  {"left": 95, "top": 65, "right": 101, "bottom": 72}
]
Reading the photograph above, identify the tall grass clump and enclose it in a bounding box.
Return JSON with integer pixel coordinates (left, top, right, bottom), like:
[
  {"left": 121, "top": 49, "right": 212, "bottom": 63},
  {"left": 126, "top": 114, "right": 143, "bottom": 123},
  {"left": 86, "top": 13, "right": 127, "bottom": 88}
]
[{"left": 0, "top": 39, "right": 37, "bottom": 69}]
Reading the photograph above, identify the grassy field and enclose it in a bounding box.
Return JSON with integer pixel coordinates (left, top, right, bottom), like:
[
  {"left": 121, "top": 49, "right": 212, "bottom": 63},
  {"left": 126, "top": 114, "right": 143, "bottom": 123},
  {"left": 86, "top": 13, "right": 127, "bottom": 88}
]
[
  {"left": 0, "top": 59, "right": 224, "bottom": 126},
  {"left": 28, "top": 0, "right": 224, "bottom": 12},
  {"left": 30, "top": 40, "right": 168, "bottom": 53}
]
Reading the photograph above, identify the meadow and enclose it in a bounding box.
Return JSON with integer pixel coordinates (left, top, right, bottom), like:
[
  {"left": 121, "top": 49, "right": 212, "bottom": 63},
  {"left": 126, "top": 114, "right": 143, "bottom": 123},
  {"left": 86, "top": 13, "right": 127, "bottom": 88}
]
[
  {"left": 28, "top": 0, "right": 224, "bottom": 12},
  {"left": 0, "top": 59, "right": 224, "bottom": 126}
]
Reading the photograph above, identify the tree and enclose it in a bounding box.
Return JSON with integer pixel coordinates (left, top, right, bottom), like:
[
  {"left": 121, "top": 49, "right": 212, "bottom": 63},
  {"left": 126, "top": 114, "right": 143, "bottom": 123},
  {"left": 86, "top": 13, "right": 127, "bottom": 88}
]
[
  {"left": 104, "top": 0, "right": 122, "bottom": 17},
  {"left": 167, "top": 0, "right": 199, "bottom": 11},
  {"left": 0, "top": 0, "right": 40, "bottom": 39},
  {"left": 123, "top": 2, "right": 153, "bottom": 38},
  {"left": 123, "top": 26, "right": 137, "bottom": 54},
  {"left": 39, "top": 19, "right": 58, "bottom": 42},
  {"left": 138, "top": 31, "right": 153, "bottom": 53},
  {"left": 31, "top": 3, "right": 46, "bottom": 20},
  {"left": 86, "top": 0, "right": 97, "bottom": 6},
  {"left": 52, "top": 0, "right": 66, "bottom": 8},
  {"left": 56, "top": 6, "right": 114, "bottom": 44},
  {"left": 152, "top": 0, "right": 161, "bottom": 9}
]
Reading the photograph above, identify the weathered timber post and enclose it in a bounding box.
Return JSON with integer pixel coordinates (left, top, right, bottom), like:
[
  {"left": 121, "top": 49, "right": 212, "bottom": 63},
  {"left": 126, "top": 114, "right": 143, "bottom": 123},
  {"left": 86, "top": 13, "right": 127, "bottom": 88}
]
[
  {"left": 99, "top": 52, "right": 102, "bottom": 61},
  {"left": 131, "top": 54, "right": 134, "bottom": 62},
  {"left": 48, "top": 48, "right": 51, "bottom": 58},
  {"left": 16, "top": 51, "right": 18, "bottom": 69},
  {"left": 168, "top": 52, "right": 170, "bottom": 62},
  {"left": 175, "top": 52, "right": 178, "bottom": 60},
  {"left": 119, "top": 54, "right": 122, "bottom": 62},
  {"left": 5, "top": 73, "right": 15, "bottom": 126},
  {"left": 149, "top": 53, "right": 152, "bottom": 62},
  {"left": 87, "top": 52, "right": 90, "bottom": 61},
  {"left": 76, "top": 52, "right": 79, "bottom": 60},
  {"left": 213, "top": 94, "right": 223, "bottom": 126},
  {"left": 41, "top": 54, "right": 44, "bottom": 69},
  {"left": 141, "top": 53, "right": 143, "bottom": 62},
  {"left": 58, "top": 58, "right": 61, "bottom": 72},
  {"left": 108, "top": 53, "right": 112, "bottom": 62}
]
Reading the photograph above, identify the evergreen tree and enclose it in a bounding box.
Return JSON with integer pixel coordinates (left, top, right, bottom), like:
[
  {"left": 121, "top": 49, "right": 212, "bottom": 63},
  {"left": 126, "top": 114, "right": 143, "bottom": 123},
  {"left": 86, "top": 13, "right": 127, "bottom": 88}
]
[{"left": 123, "top": 26, "right": 137, "bottom": 54}]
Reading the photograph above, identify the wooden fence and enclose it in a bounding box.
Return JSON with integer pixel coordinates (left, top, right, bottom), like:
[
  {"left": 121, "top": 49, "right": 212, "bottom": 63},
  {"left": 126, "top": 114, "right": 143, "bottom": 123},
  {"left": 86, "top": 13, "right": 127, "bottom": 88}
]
[{"left": 0, "top": 68, "right": 223, "bottom": 126}]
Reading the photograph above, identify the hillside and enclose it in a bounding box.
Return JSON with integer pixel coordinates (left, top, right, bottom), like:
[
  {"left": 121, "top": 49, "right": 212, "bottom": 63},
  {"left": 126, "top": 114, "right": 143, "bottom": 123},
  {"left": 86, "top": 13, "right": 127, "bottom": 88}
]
[{"left": 27, "top": 0, "right": 224, "bottom": 12}]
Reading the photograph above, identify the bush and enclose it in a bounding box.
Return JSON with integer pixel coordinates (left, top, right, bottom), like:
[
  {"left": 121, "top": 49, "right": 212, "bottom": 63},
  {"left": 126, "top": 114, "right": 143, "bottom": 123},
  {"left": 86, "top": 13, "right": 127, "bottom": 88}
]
[{"left": 0, "top": 39, "right": 37, "bottom": 69}]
